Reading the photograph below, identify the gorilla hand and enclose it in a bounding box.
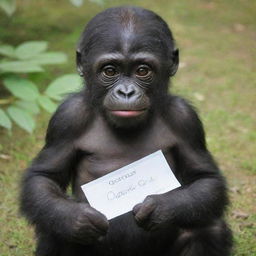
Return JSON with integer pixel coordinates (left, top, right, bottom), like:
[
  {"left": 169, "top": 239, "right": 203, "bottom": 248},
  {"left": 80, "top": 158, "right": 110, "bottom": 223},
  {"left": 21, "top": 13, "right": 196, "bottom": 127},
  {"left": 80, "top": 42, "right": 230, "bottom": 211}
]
[
  {"left": 133, "top": 194, "right": 173, "bottom": 231},
  {"left": 67, "top": 203, "right": 109, "bottom": 244}
]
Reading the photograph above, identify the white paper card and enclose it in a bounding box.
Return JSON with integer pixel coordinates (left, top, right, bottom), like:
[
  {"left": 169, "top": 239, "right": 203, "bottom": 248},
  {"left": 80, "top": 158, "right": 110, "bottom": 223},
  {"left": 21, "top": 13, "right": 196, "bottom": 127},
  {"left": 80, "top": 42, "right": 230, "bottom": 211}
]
[{"left": 81, "top": 150, "right": 181, "bottom": 220}]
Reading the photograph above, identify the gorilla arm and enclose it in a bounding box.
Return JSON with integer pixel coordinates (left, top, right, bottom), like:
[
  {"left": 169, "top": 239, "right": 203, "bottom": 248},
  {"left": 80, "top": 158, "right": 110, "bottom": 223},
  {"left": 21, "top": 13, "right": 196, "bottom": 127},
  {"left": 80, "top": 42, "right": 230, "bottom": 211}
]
[
  {"left": 20, "top": 94, "right": 109, "bottom": 244},
  {"left": 133, "top": 97, "right": 228, "bottom": 230}
]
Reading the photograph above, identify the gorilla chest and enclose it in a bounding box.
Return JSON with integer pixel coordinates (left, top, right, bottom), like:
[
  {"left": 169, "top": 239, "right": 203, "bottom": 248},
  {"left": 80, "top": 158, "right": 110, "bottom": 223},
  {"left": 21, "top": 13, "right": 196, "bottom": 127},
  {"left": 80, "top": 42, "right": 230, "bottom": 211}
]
[{"left": 74, "top": 117, "right": 176, "bottom": 195}]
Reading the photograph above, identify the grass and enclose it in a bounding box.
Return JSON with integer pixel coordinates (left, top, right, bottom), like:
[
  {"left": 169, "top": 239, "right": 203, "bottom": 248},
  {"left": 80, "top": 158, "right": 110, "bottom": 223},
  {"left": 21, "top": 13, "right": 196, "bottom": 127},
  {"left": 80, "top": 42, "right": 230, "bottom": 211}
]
[{"left": 0, "top": 0, "right": 255, "bottom": 255}]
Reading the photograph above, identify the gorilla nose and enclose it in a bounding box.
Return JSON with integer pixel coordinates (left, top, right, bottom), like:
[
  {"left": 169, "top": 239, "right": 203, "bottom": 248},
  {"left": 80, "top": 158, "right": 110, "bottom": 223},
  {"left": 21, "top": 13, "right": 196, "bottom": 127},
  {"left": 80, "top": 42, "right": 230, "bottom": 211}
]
[
  {"left": 117, "top": 89, "right": 135, "bottom": 98},
  {"left": 116, "top": 85, "right": 136, "bottom": 99}
]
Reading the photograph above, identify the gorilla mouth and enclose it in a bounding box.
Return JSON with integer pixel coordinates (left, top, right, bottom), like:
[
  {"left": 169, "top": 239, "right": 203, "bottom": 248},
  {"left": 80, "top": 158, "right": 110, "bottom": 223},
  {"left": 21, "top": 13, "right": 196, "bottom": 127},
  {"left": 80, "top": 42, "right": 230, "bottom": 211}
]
[{"left": 110, "top": 110, "right": 146, "bottom": 118}]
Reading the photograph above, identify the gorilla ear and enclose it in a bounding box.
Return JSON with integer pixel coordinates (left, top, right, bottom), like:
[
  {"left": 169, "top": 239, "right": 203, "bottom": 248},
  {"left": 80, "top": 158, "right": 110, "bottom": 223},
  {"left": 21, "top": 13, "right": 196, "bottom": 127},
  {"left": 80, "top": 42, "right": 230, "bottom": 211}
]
[
  {"left": 170, "top": 48, "right": 179, "bottom": 77},
  {"left": 76, "top": 49, "right": 84, "bottom": 77}
]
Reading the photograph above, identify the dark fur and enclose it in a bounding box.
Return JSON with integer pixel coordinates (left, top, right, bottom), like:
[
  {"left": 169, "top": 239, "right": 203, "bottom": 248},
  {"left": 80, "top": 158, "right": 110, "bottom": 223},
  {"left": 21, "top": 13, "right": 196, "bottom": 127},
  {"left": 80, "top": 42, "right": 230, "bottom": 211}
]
[{"left": 20, "top": 6, "right": 232, "bottom": 256}]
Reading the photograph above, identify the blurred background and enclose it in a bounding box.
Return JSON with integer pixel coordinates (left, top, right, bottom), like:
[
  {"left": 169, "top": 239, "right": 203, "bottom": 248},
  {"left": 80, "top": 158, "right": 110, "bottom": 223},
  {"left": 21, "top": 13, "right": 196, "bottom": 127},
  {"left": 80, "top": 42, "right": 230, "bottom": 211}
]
[{"left": 0, "top": 0, "right": 255, "bottom": 255}]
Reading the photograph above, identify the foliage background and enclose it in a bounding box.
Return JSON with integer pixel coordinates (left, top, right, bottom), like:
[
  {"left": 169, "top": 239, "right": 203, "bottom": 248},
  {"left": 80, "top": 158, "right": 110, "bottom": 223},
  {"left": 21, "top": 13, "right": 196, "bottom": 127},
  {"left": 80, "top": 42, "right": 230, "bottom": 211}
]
[{"left": 0, "top": 0, "right": 255, "bottom": 255}]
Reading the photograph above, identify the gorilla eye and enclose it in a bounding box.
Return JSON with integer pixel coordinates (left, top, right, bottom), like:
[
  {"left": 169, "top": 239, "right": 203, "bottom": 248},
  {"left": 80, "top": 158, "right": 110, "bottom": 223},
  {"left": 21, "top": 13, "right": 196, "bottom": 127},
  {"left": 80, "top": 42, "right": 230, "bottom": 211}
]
[
  {"left": 136, "top": 66, "right": 151, "bottom": 77},
  {"left": 103, "top": 66, "right": 118, "bottom": 77}
]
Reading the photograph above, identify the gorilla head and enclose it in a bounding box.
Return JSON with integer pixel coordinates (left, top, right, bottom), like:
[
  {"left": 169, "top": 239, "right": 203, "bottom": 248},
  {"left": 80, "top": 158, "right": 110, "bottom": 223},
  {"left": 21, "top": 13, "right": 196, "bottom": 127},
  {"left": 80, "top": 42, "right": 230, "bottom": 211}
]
[{"left": 76, "top": 7, "right": 179, "bottom": 128}]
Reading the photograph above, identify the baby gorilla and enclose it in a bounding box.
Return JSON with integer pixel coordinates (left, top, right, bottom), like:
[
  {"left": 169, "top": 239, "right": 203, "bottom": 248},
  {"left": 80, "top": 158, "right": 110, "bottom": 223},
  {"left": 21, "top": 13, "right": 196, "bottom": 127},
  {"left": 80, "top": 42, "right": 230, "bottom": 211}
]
[{"left": 20, "top": 6, "right": 232, "bottom": 256}]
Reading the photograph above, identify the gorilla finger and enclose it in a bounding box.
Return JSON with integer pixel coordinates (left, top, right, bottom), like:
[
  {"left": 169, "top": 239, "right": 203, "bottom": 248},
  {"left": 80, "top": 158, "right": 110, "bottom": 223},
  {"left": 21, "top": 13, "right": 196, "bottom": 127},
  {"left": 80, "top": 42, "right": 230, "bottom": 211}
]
[
  {"left": 145, "top": 220, "right": 159, "bottom": 231},
  {"left": 133, "top": 203, "right": 142, "bottom": 215},
  {"left": 86, "top": 208, "right": 109, "bottom": 233},
  {"left": 134, "top": 197, "right": 156, "bottom": 222}
]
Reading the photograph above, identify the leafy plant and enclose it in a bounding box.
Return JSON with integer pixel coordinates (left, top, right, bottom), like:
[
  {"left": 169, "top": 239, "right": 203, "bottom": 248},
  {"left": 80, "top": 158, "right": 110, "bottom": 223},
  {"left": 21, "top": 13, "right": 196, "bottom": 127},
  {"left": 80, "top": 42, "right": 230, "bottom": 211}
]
[
  {"left": 0, "top": 74, "right": 82, "bottom": 133},
  {"left": 70, "top": 0, "right": 105, "bottom": 7},
  {"left": 0, "top": 0, "right": 16, "bottom": 16},
  {"left": 0, "top": 41, "right": 67, "bottom": 74},
  {"left": 70, "top": 0, "right": 84, "bottom": 6},
  {"left": 0, "top": 41, "right": 82, "bottom": 133}
]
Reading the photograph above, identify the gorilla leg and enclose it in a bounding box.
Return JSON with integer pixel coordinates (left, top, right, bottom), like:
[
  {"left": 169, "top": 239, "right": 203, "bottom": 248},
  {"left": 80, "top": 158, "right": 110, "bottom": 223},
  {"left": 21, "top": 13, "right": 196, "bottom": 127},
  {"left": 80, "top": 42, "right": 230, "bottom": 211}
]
[
  {"left": 36, "top": 234, "right": 96, "bottom": 256},
  {"left": 35, "top": 231, "right": 60, "bottom": 256},
  {"left": 35, "top": 231, "right": 81, "bottom": 256},
  {"left": 171, "top": 220, "right": 233, "bottom": 256}
]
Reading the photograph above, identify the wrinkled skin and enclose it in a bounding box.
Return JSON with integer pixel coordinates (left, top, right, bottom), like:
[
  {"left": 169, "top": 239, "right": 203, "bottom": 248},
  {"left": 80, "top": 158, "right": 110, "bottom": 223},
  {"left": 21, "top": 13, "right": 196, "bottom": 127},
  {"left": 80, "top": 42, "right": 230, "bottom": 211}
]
[{"left": 20, "top": 6, "right": 232, "bottom": 256}]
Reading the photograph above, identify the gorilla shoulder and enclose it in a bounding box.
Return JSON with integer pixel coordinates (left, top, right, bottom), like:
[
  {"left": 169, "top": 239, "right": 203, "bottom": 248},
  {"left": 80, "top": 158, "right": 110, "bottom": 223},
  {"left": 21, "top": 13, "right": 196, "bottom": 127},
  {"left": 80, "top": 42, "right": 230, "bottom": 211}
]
[{"left": 46, "top": 93, "right": 90, "bottom": 144}]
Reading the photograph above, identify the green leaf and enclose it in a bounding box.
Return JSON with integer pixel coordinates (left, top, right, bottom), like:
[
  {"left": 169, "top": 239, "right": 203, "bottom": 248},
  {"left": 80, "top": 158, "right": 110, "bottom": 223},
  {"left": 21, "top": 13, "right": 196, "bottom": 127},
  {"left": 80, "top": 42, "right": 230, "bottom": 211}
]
[
  {"left": 15, "top": 100, "right": 40, "bottom": 115},
  {"left": 29, "top": 52, "right": 67, "bottom": 65},
  {"left": 0, "top": 61, "right": 44, "bottom": 73},
  {"left": 0, "top": 0, "right": 16, "bottom": 16},
  {"left": 45, "top": 74, "right": 83, "bottom": 100},
  {"left": 0, "top": 44, "right": 15, "bottom": 58},
  {"left": 15, "top": 41, "right": 48, "bottom": 60},
  {"left": 70, "top": 0, "right": 84, "bottom": 7},
  {"left": 37, "top": 95, "right": 57, "bottom": 113},
  {"left": 7, "top": 106, "right": 35, "bottom": 133},
  {"left": 3, "top": 77, "right": 40, "bottom": 101},
  {"left": 0, "top": 108, "right": 12, "bottom": 129},
  {"left": 89, "top": 0, "right": 105, "bottom": 5}
]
